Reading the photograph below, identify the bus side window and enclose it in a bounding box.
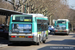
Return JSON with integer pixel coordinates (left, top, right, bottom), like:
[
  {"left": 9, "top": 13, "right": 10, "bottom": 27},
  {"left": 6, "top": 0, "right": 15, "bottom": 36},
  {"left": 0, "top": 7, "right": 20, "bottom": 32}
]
[{"left": 37, "top": 24, "right": 42, "bottom": 32}]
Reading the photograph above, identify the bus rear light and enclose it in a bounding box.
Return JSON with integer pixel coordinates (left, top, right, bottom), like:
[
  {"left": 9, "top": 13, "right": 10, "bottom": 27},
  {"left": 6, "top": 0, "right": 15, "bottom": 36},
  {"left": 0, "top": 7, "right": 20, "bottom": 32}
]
[
  {"left": 28, "top": 36, "right": 33, "bottom": 38},
  {"left": 64, "top": 31, "right": 67, "bottom": 32},
  {"left": 11, "top": 36, "right": 16, "bottom": 38},
  {"left": 55, "top": 30, "right": 58, "bottom": 32}
]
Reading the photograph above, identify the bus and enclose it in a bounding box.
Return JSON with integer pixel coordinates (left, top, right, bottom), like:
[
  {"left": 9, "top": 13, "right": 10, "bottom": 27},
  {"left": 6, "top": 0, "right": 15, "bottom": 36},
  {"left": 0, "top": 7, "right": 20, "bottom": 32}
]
[
  {"left": 9, "top": 14, "right": 48, "bottom": 45},
  {"left": 54, "top": 19, "right": 70, "bottom": 35}
]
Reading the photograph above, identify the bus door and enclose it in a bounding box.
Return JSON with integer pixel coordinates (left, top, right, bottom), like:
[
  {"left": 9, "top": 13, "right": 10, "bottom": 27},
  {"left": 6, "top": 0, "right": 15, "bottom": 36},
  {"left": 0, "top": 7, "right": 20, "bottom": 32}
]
[{"left": 37, "top": 24, "right": 43, "bottom": 40}]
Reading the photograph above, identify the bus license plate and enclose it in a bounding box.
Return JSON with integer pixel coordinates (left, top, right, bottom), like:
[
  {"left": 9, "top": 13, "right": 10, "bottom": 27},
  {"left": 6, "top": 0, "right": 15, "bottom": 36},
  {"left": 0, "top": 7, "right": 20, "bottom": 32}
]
[{"left": 19, "top": 36, "right": 25, "bottom": 38}]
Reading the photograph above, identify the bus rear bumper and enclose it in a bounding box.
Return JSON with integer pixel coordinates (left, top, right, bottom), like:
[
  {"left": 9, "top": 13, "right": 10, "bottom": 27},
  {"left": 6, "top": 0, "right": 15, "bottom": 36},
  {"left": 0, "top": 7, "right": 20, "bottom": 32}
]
[
  {"left": 9, "top": 38, "right": 34, "bottom": 41},
  {"left": 9, "top": 35, "right": 39, "bottom": 43},
  {"left": 54, "top": 31, "right": 69, "bottom": 34}
]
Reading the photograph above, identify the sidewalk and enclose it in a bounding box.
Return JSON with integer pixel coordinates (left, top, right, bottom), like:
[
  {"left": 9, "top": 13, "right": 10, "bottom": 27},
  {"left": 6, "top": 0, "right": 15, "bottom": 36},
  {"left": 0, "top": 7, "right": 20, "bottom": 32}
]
[{"left": 0, "top": 37, "right": 8, "bottom": 48}]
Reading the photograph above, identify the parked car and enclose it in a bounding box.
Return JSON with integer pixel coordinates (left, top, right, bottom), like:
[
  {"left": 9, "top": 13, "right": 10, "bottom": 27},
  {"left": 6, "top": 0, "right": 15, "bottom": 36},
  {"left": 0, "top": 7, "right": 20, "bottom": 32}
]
[
  {"left": 48, "top": 25, "right": 55, "bottom": 33},
  {"left": 0, "top": 25, "right": 8, "bottom": 39}
]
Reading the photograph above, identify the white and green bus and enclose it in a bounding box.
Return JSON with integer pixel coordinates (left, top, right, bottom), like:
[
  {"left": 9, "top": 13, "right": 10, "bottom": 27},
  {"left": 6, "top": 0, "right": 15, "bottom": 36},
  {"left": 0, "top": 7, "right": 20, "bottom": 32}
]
[
  {"left": 9, "top": 14, "right": 48, "bottom": 45},
  {"left": 54, "top": 19, "right": 70, "bottom": 35}
]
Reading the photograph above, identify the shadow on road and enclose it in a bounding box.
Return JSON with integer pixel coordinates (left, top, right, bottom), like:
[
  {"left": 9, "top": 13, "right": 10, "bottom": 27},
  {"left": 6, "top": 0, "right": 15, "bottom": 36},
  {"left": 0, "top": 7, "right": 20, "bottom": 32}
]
[
  {"left": 72, "top": 35, "right": 75, "bottom": 38},
  {"left": 38, "top": 46, "right": 75, "bottom": 50},
  {"left": 45, "top": 39, "right": 75, "bottom": 45},
  {"left": 71, "top": 32, "right": 75, "bottom": 38},
  {"left": 0, "top": 37, "right": 35, "bottom": 46},
  {"left": 8, "top": 42, "right": 34, "bottom": 46},
  {"left": 48, "top": 32, "right": 69, "bottom": 36}
]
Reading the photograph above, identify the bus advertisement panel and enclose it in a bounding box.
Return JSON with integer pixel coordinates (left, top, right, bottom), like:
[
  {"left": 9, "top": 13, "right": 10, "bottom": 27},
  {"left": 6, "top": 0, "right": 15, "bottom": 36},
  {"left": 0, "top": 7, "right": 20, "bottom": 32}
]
[{"left": 12, "top": 24, "right": 32, "bottom": 33}]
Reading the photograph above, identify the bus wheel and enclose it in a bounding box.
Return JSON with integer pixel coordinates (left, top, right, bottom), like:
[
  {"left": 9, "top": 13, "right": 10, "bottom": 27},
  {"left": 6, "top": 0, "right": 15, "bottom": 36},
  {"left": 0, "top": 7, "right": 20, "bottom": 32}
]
[
  {"left": 46, "top": 35, "right": 48, "bottom": 39},
  {"left": 36, "top": 42, "right": 40, "bottom": 45},
  {"left": 35, "top": 37, "right": 40, "bottom": 45},
  {"left": 42, "top": 36, "right": 46, "bottom": 43},
  {"left": 43, "top": 40, "right": 46, "bottom": 43}
]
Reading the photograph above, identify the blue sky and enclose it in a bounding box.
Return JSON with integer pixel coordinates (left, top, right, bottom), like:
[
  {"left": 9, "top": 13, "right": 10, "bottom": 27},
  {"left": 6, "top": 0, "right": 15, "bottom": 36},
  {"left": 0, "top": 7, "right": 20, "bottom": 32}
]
[{"left": 67, "top": 0, "right": 75, "bottom": 9}]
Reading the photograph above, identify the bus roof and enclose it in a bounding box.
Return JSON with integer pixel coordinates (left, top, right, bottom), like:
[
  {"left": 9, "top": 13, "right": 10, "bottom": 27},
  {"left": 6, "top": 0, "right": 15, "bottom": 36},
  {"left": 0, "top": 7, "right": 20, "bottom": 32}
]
[
  {"left": 11, "top": 13, "right": 48, "bottom": 18},
  {"left": 25, "top": 13, "right": 48, "bottom": 18},
  {"left": 57, "top": 19, "right": 69, "bottom": 22},
  {"left": 26, "top": 13, "right": 44, "bottom": 16}
]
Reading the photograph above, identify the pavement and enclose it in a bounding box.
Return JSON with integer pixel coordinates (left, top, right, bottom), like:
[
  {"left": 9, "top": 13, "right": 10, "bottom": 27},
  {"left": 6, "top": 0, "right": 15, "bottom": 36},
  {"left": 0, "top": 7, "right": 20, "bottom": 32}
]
[{"left": 0, "top": 32, "right": 75, "bottom": 50}]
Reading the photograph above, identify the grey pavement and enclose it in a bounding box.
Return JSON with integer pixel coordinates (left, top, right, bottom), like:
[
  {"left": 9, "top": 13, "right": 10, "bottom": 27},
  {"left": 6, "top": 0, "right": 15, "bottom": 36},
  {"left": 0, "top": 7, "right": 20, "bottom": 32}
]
[{"left": 0, "top": 32, "right": 75, "bottom": 50}]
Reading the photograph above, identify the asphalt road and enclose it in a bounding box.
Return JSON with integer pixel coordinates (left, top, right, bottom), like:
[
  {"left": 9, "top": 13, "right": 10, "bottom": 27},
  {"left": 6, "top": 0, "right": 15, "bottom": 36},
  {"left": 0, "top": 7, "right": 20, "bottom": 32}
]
[{"left": 0, "top": 32, "right": 75, "bottom": 50}]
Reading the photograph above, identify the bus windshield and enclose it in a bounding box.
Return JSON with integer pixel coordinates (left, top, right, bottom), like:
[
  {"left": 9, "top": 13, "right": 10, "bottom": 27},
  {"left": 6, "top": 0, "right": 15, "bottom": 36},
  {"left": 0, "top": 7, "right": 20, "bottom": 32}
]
[
  {"left": 12, "top": 24, "right": 32, "bottom": 33},
  {"left": 57, "top": 21, "right": 66, "bottom": 24},
  {"left": 12, "top": 16, "right": 32, "bottom": 22}
]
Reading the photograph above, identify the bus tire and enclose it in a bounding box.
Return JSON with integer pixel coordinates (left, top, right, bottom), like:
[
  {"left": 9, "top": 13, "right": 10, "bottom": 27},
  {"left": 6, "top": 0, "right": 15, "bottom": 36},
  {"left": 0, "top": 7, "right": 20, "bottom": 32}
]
[
  {"left": 46, "top": 35, "right": 48, "bottom": 39},
  {"left": 35, "top": 37, "right": 40, "bottom": 45},
  {"left": 42, "top": 35, "right": 46, "bottom": 43},
  {"left": 36, "top": 42, "right": 40, "bottom": 45},
  {"left": 43, "top": 40, "right": 46, "bottom": 43}
]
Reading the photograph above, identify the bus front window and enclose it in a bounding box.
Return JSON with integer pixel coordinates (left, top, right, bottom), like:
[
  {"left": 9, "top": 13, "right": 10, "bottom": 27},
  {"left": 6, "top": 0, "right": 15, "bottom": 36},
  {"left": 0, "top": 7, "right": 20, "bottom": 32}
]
[{"left": 57, "top": 21, "right": 66, "bottom": 24}]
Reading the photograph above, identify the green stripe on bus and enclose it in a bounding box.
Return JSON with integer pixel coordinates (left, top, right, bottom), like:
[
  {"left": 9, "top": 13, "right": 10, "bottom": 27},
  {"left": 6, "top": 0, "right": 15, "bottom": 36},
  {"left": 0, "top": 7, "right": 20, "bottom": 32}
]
[
  {"left": 46, "top": 30, "right": 48, "bottom": 36},
  {"left": 38, "top": 32, "right": 41, "bottom": 34}
]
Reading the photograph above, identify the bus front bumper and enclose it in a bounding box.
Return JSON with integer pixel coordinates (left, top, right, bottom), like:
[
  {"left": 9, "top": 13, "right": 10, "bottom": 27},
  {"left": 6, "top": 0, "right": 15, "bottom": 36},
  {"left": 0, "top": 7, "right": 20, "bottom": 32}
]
[
  {"left": 55, "top": 32, "right": 67, "bottom": 34},
  {"left": 54, "top": 31, "right": 69, "bottom": 34}
]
